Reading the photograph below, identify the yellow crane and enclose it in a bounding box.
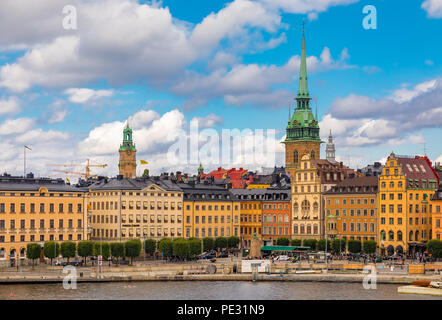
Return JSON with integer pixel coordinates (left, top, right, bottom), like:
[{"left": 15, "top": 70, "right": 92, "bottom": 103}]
[{"left": 46, "top": 159, "right": 107, "bottom": 180}]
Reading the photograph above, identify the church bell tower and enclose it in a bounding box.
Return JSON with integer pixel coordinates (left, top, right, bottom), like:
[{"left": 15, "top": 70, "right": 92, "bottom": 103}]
[{"left": 118, "top": 122, "right": 137, "bottom": 178}]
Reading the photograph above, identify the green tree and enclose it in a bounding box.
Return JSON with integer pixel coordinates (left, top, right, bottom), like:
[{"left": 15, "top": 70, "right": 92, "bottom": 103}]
[
  {"left": 303, "top": 239, "right": 317, "bottom": 251},
  {"left": 111, "top": 242, "right": 125, "bottom": 262},
  {"left": 26, "top": 243, "right": 41, "bottom": 267},
  {"left": 158, "top": 238, "right": 173, "bottom": 257},
  {"left": 317, "top": 239, "right": 326, "bottom": 251},
  {"left": 203, "top": 237, "right": 215, "bottom": 252},
  {"left": 43, "top": 241, "right": 60, "bottom": 265},
  {"left": 347, "top": 239, "right": 362, "bottom": 253},
  {"left": 142, "top": 169, "right": 149, "bottom": 178},
  {"left": 331, "top": 238, "right": 345, "bottom": 254},
  {"left": 363, "top": 240, "right": 377, "bottom": 254},
  {"left": 290, "top": 239, "right": 302, "bottom": 246},
  {"left": 125, "top": 239, "right": 142, "bottom": 264},
  {"left": 276, "top": 237, "right": 290, "bottom": 246},
  {"left": 93, "top": 242, "right": 110, "bottom": 260},
  {"left": 173, "top": 239, "right": 189, "bottom": 259},
  {"left": 215, "top": 237, "right": 228, "bottom": 250},
  {"left": 144, "top": 239, "right": 157, "bottom": 256},
  {"left": 77, "top": 241, "right": 93, "bottom": 266},
  {"left": 188, "top": 239, "right": 202, "bottom": 258},
  {"left": 427, "top": 239, "right": 442, "bottom": 259},
  {"left": 60, "top": 241, "right": 76, "bottom": 262},
  {"left": 227, "top": 236, "right": 240, "bottom": 249}
]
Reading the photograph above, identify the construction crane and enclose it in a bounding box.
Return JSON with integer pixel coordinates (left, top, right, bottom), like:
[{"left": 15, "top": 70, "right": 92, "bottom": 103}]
[{"left": 46, "top": 159, "right": 107, "bottom": 180}]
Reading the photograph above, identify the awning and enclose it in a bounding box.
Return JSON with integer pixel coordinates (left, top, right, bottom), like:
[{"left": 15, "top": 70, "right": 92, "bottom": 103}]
[{"left": 260, "top": 245, "right": 310, "bottom": 252}]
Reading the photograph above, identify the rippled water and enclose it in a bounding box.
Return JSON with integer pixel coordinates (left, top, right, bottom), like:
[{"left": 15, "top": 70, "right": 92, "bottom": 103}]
[{"left": 1, "top": 281, "right": 441, "bottom": 300}]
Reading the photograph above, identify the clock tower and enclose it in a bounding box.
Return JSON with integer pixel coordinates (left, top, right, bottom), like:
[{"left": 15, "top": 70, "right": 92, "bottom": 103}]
[{"left": 118, "top": 122, "right": 137, "bottom": 178}]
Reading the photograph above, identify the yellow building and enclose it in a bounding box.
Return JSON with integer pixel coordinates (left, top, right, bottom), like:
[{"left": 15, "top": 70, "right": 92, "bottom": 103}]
[
  {"left": 378, "top": 153, "right": 438, "bottom": 256},
  {"left": 230, "top": 189, "right": 264, "bottom": 248},
  {"left": 430, "top": 187, "right": 442, "bottom": 240},
  {"left": 324, "top": 176, "right": 378, "bottom": 246},
  {"left": 89, "top": 176, "right": 183, "bottom": 241},
  {"left": 182, "top": 184, "right": 240, "bottom": 240},
  {"left": 0, "top": 173, "right": 88, "bottom": 262}
]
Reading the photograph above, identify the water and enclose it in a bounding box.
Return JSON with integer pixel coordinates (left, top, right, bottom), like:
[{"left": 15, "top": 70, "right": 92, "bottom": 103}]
[{"left": 1, "top": 281, "right": 441, "bottom": 300}]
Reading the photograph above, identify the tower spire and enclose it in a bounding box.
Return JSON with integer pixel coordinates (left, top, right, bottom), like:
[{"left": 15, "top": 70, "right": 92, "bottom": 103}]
[{"left": 297, "top": 17, "right": 309, "bottom": 99}]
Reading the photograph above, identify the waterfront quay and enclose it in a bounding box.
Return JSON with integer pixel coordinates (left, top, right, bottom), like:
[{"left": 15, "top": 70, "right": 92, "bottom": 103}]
[{"left": 1, "top": 259, "right": 441, "bottom": 285}]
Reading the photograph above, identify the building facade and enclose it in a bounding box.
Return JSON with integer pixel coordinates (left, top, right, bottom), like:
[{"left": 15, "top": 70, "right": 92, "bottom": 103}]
[
  {"left": 89, "top": 177, "right": 183, "bottom": 241},
  {"left": 323, "top": 176, "right": 378, "bottom": 245},
  {"left": 118, "top": 123, "right": 137, "bottom": 178},
  {"left": 0, "top": 174, "right": 87, "bottom": 261},
  {"left": 283, "top": 28, "right": 322, "bottom": 177},
  {"left": 430, "top": 187, "right": 442, "bottom": 240},
  {"left": 262, "top": 189, "right": 291, "bottom": 246},
  {"left": 378, "top": 153, "right": 439, "bottom": 255}
]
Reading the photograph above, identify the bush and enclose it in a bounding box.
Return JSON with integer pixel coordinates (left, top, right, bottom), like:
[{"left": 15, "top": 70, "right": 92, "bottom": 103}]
[
  {"left": 276, "top": 237, "right": 290, "bottom": 246},
  {"left": 77, "top": 241, "right": 93, "bottom": 265},
  {"left": 290, "top": 239, "right": 302, "bottom": 246},
  {"left": 188, "top": 239, "right": 202, "bottom": 258},
  {"left": 26, "top": 243, "right": 41, "bottom": 266},
  {"left": 215, "top": 237, "right": 228, "bottom": 250},
  {"left": 363, "top": 240, "right": 377, "bottom": 254},
  {"left": 60, "top": 241, "right": 76, "bottom": 262},
  {"left": 203, "top": 237, "right": 215, "bottom": 252},
  {"left": 43, "top": 241, "right": 60, "bottom": 265},
  {"left": 93, "top": 242, "right": 110, "bottom": 260},
  {"left": 317, "top": 239, "right": 327, "bottom": 251},
  {"left": 227, "top": 236, "right": 240, "bottom": 249},
  {"left": 427, "top": 239, "right": 442, "bottom": 259},
  {"left": 111, "top": 242, "right": 125, "bottom": 261},
  {"left": 303, "top": 239, "right": 317, "bottom": 251},
  {"left": 173, "top": 239, "right": 189, "bottom": 259},
  {"left": 158, "top": 238, "right": 173, "bottom": 257},
  {"left": 347, "top": 240, "right": 362, "bottom": 253},
  {"left": 331, "top": 238, "right": 345, "bottom": 254},
  {"left": 125, "top": 240, "right": 142, "bottom": 264},
  {"left": 144, "top": 239, "right": 157, "bottom": 256}
]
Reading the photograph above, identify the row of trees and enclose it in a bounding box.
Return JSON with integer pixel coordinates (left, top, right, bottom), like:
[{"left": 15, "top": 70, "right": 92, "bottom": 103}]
[
  {"left": 427, "top": 239, "right": 442, "bottom": 258},
  {"left": 275, "top": 237, "right": 377, "bottom": 254},
  {"left": 25, "top": 236, "right": 241, "bottom": 265}
]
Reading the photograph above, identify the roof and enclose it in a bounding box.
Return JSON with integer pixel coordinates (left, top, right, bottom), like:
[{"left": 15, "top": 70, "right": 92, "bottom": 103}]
[
  {"left": 394, "top": 156, "right": 438, "bottom": 181},
  {"left": 431, "top": 187, "right": 442, "bottom": 201},
  {"left": 90, "top": 177, "right": 182, "bottom": 192},
  {"left": 0, "top": 174, "right": 86, "bottom": 193},
  {"left": 261, "top": 246, "right": 310, "bottom": 251},
  {"left": 230, "top": 188, "right": 290, "bottom": 201},
  {"left": 324, "top": 176, "right": 378, "bottom": 195},
  {"left": 310, "top": 159, "right": 355, "bottom": 184}
]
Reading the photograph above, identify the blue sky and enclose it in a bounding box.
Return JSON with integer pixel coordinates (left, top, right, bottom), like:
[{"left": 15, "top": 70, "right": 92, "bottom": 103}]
[{"left": 0, "top": 0, "right": 441, "bottom": 178}]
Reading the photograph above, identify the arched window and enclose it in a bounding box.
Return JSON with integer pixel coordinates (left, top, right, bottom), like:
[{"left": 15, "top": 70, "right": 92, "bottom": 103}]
[
  {"left": 388, "top": 230, "right": 394, "bottom": 241},
  {"left": 415, "top": 230, "right": 419, "bottom": 241},
  {"left": 307, "top": 225, "right": 312, "bottom": 234},
  {"left": 313, "top": 225, "right": 318, "bottom": 234},
  {"left": 313, "top": 202, "right": 318, "bottom": 212},
  {"left": 293, "top": 202, "right": 299, "bottom": 213},
  {"left": 301, "top": 200, "right": 310, "bottom": 212},
  {"left": 294, "top": 150, "right": 298, "bottom": 164},
  {"left": 397, "top": 231, "right": 402, "bottom": 241},
  {"left": 390, "top": 182, "right": 394, "bottom": 188},
  {"left": 311, "top": 150, "right": 315, "bottom": 160},
  {"left": 409, "top": 231, "right": 413, "bottom": 241},
  {"left": 0, "top": 248, "right": 5, "bottom": 259},
  {"left": 293, "top": 225, "right": 298, "bottom": 234}
]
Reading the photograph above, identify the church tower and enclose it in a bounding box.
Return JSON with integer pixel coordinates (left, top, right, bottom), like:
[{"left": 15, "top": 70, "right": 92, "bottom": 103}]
[
  {"left": 118, "top": 122, "right": 137, "bottom": 178},
  {"left": 283, "top": 22, "right": 322, "bottom": 177},
  {"left": 326, "top": 130, "right": 336, "bottom": 163}
]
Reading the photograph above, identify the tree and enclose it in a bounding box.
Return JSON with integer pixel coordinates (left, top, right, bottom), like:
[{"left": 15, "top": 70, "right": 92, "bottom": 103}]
[
  {"left": 427, "top": 239, "right": 442, "bottom": 259},
  {"left": 215, "top": 237, "right": 228, "bottom": 250},
  {"left": 144, "top": 239, "right": 157, "bottom": 256},
  {"left": 43, "top": 241, "right": 60, "bottom": 265},
  {"left": 173, "top": 239, "right": 189, "bottom": 260},
  {"left": 188, "top": 239, "right": 202, "bottom": 258},
  {"left": 227, "top": 236, "right": 240, "bottom": 249},
  {"left": 142, "top": 169, "right": 149, "bottom": 178},
  {"left": 125, "top": 239, "right": 142, "bottom": 264},
  {"left": 111, "top": 242, "right": 125, "bottom": 262},
  {"left": 26, "top": 243, "right": 41, "bottom": 267},
  {"left": 93, "top": 242, "right": 110, "bottom": 260},
  {"left": 158, "top": 238, "right": 173, "bottom": 258},
  {"left": 77, "top": 241, "right": 93, "bottom": 266},
  {"left": 303, "top": 239, "right": 317, "bottom": 251},
  {"left": 363, "top": 240, "right": 377, "bottom": 254},
  {"left": 60, "top": 241, "right": 76, "bottom": 262},
  {"left": 348, "top": 239, "right": 362, "bottom": 253},
  {"left": 331, "top": 238, "right": 345, "bottom": 254},
  {"left": 276, "top": 237, "right": 290, "bottom": 246},
  {"left": 317, "top": 239, "right": 326, "bottom": 251},
  {"left": 203, "top": 237, "right": 214, "bottom": 252},
  {"left": 290, "top": 239, "right": 302, "bottom": 246}
]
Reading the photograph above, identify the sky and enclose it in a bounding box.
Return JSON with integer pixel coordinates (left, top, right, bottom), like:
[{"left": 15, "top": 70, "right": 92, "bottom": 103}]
[{"left": 0, "top": 0, "right": 441, "bottom": 179}]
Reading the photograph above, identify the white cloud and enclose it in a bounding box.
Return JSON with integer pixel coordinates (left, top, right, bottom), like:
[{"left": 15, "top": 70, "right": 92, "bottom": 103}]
[
  {"left": 0, "top": 118, "right": 34, "bottom": 135},
  {"left": 64, "top": 88, "right": 115, "bottom": 104},
  {"left": 191, "top": 113, "right": 224, "bottom": 128},
  {"left": 422, "top": 0, "right": 442, "bottom": 18},
  {"left": 259, "top": 0, "right": 359, "bottom": 14},
  {"left": 389, "top": 79, "right": 438, "bottom": 103},
  {"left": 0, "top": 96, "right": 20, "bottom": 115}
]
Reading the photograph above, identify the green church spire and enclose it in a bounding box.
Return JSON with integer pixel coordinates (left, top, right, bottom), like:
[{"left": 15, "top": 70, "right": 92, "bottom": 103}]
[
  {"left": 120, "top": 121, "right": 136, "bottom": 151},
  {"left": 297, "top": 19, "right": 309, "bottom": 99}
]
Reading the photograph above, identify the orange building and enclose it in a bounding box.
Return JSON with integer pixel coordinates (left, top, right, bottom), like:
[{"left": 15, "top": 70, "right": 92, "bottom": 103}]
[
  {"left": 262, "top": 190, "right": 291, "bottom": 246},
  {"left": 431, "top": 187, "right": 442, "bottom": 240}
]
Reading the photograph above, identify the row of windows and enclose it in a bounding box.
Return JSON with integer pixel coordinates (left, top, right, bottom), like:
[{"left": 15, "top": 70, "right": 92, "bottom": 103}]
[
  {"left": 293, "top": 201, "right": 319, "bottom": 213},
  {"left": 0, "top": 192, "right": 81, "bottom": 197},
  {"left": 263, "top": 226, "right": 289, "bottom": 236},
  {"left": 190, "top": 226, "right": 238, "bottom": 238},
  {"left": 327, "top": 209, "right": 375, "bottom": 217},
  {"left": 0, "top": 203, "right": 81, "bottom": 214},
  {"left": 327, "top": 198, "right": 375, "bottom": 205},
  {"left": 380, "top": 204, "right": 428, "bottom": 214},
  {"left": 342, "top": 222, "right": 375, "bottom": 233},
  {"left": 93, "top": 201, "right": 183, "bottom": 211},
  {"left": 93, "top": 227, "right": 183, "bottom": 238},
  {"left": 293, "top": 224, "right": 319, "bottom": 234},
  {"left": 0, "top": 233, "right": 81, "bottom": 243},
  {"left": 263, "top": 203, "right": 289, "bottom": 210},
  {"left": 0, "top": 219, "right": 82, "bottom": 230},
  {"left": 185, "top": 215, "right": 238, "bottom": 224},
  {"left": 186, "top": 204, "right": 235, "bottom": 211},
  {"left": 293, "top": 185, "right": 321, "bottom": 193},
  {"left": 380, "top": 230, "right": 427, "bottom": 241},
  {"left": 92, "top": 191, "right": 179, "bottom": 197},
  {"left": 380, "top": 217, "right": 429, "bottom": 225},
  {"left": 380, "top": 180, "right": 437, "bottom": 189},
  {"left": 262, "top": 214, "right": 290, "bottom": 223},
  {"left": 240, "top": 214, "right": 262, "bottom": 223},
  {"left": 240, "top": 227, "right": 261, "bottom": 236}
]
